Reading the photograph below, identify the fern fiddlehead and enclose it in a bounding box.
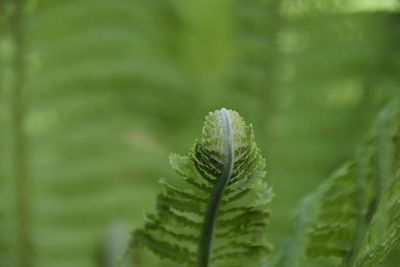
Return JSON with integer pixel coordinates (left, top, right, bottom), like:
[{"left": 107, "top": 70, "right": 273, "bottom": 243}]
[
  {"left": 196, "top": 108, "right": 234, "bottom": 267},
  {"left": 132, "top": 108, "right": 273, "bottom": 267}
]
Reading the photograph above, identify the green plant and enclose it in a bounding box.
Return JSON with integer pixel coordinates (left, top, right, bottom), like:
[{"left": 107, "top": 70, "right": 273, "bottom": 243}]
[
  {"left": 130, "top": 102, "right": 400, "bottom": 267},
  {"left": 1, "top": 1, "right": 399, "bottom": 267},
  {"left": 132, "top": 108, "right": 273, "bottom": 267},
  {"left": 274, "top": 100, "right": 400, "bottom": 267}
]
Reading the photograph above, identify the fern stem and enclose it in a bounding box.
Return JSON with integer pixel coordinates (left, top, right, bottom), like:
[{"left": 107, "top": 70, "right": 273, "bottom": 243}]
[
  {"left": 10, "top": 1, "right": 32, "bottom": 267},
  {"left": 342, "top": 107, "right": 391, "bottom": 267},
  {"left": 196, "top": 108, "right": 234, "bottom": 267}
]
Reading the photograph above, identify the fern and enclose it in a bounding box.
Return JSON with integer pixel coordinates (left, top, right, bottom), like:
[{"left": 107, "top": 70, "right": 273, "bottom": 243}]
[
  {"left": 1, "top": 0, "right": 399, "bottom": 266},
  {"left": 132, "top": 108, "right": 273, "bottom": 267},
  {"left": 275, "top": 100, "right": 400, "bottom": 267}
]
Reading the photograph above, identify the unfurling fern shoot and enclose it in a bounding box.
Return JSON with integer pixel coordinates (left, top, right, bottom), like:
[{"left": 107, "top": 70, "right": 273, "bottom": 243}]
[{"left": 132, "top": 108, "right": 273, "bottom": 267}]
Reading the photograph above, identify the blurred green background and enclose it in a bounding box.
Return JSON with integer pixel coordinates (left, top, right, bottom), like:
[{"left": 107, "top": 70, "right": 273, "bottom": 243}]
[{"left": 1, "top": 0, "right": 400, "bottom": 266}]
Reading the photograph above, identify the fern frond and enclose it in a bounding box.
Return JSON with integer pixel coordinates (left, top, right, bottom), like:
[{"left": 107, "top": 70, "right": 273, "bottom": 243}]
[
  {"left": 287, "top": 101, "right": 400, "bottom": 267},
  {"left": 132, "top": 108, "right": 273, "bottom": 267},
  {"left": 354, "top": 102, "right": 400, "bottom": 267}
]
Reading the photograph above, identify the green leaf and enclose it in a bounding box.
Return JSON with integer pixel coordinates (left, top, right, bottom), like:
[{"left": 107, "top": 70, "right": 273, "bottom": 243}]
[
  {"left": 131, "top": 108, "right": 273, "bottom": 267},
  {"left": 274, "top": 101, "right": 400, "bottom": 267}
]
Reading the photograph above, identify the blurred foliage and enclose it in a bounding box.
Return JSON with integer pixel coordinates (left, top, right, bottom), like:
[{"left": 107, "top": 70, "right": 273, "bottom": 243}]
[
  {"left": 273, "top": 102, "right": 400, "bottom": 267},
  {"left": 0, "top": 0, "right": 399, "bottom": 267}
]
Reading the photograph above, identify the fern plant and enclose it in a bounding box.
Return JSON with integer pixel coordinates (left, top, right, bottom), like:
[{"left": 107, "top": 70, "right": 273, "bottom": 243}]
[
  {"left": 306, "top": 102, "right": 400, "bottom": 267},
  {"left": 273, "top": 100, "right": 400, "bottom": 267},
  {"left": 131, "top": 103, "right": 400, "bottom": 267},
  {"left": 132, "top": 108, "right": 273, "bottom": 267}
]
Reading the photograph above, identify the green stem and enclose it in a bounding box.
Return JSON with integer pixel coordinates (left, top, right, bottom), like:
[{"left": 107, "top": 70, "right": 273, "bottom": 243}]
[
  {"left": 341, "top": 107, "right": 390, "bottom": 267},
  {"left": 10, "top": 1, "right": 31, "bottom": 267},
  {"left": 196, "top": 108, "right": 234, "bottom": 267}
]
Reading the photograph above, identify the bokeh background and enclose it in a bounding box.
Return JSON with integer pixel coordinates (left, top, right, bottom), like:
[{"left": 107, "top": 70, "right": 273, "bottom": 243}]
[{"left": 1, "top": 0, "right": 400, "bottom": 266}]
